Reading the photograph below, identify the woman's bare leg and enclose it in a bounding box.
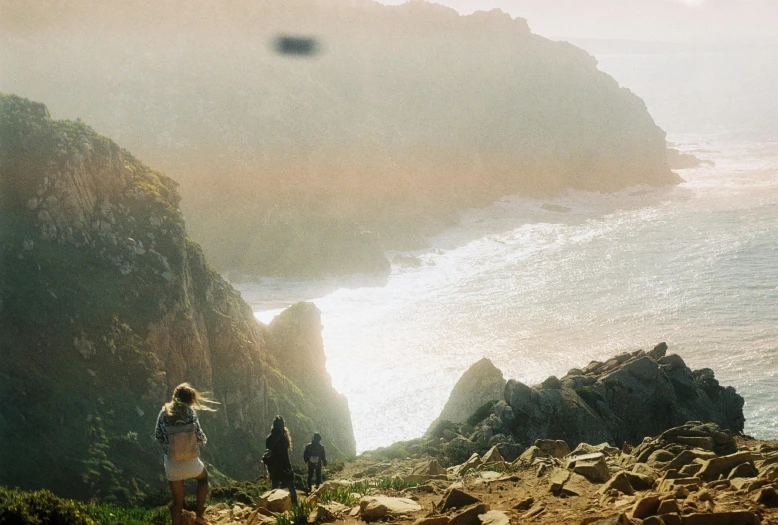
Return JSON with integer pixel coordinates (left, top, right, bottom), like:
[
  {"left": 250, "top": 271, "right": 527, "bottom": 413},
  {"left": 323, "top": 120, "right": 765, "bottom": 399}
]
[
  {"left": 169, "top": 480, "right": 185, "bottom": 525},
  {"left": 195, "top": 468, "right": 209, "bottom": 520}
]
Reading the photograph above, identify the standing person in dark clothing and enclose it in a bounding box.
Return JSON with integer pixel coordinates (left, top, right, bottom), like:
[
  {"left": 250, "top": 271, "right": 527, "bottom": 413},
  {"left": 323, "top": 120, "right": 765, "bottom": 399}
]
[
  {"left": 263, "top": 415, "right": 298, "bottom": 505},
  {"left": 303, "top": 432, "right": 327, "bottom": 492}
]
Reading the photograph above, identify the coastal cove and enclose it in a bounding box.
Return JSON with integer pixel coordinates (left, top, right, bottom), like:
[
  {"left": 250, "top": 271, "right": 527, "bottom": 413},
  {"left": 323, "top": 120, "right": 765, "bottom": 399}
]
[
  {"left": 236, "top": 46, "right": 778, "bottom": 453},
  {"left": 3, "top": 2, "right": 778, "bottom": 521},
  {"left": 239, "top": 146, "right": 778, "bottom": 453}
]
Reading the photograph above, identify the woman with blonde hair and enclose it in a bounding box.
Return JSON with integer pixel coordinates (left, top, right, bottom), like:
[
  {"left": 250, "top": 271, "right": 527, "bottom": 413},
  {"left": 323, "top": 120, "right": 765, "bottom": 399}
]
[{"left": 155, "top": 383, "right": 218, "bottom": 525}]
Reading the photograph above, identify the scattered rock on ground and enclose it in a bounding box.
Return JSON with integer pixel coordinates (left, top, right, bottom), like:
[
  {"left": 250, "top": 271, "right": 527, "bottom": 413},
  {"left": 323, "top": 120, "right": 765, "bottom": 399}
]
[{"left": 359, "top": 495, "right": 423, "bottom": 521}]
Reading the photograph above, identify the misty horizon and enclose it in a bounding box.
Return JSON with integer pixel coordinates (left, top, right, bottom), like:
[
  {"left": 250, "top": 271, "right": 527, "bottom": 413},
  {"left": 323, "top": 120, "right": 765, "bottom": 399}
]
[
  {"left": 377, "top": 0, "right": 778, "bottom": 44},
  {"left": 1, "top": 0, "right": 777, "bottom": 514}
]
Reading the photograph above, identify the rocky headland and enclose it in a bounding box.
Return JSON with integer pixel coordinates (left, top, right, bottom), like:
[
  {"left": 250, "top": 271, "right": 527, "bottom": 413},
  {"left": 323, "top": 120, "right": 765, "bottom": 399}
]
[
  {"left": 1, "top": 0, "right": 684, "bottom": 279},
  {"left": 0, "top": 94, "right": 355, "bottom": 504},
  {"left": 193, "top": 344, "right": 773, "bottom": 525}
]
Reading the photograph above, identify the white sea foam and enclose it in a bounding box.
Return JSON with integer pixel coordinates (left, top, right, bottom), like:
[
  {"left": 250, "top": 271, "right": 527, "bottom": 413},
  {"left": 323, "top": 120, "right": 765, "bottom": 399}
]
[
  {"left": 240, "top": 138, "right": 778, "bottom": 452},
  {"left": 239, "top": 50, "right": 778, "bottom": 452}
]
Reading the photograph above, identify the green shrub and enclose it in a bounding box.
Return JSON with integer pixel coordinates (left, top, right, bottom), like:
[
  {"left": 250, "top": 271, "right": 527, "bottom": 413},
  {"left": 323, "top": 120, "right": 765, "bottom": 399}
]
[
  {"left": 346, "top": 478, "right": 418, "bottom": 495},
  {"left": 465, "top": 401, "right": 498, "bottom": 427},
  {"left": 374, "top": 478, "right": 419, "bottom": 491},
  {"left": 290, "top": 500, "right": 315, "bottom": 525},
  {"left": 317, "top": 487, "right": 358, "bottom": 506},
  {"left": 275, "top": 500, "right": 315, "bottom": 525},
  {"left": 348, "top": 480, "right": 370, "bottom": 497},
  {"left": 0, "top": 487, "right": 94, "bottom": 525},
  {"left": 0, "top": 486, "right": 172, "bottom": 525},
  {"left": 83, "top": 503, "right": 169, "bottom": 525},
  {"left": 210, "top": 479, "right": 270, "bottom": 505},
  {"left": 576, "top": 386, "right": 603, "bottom": 408},
  {"left": 439, "top": 438, "right": 478, "bottom": 467},
  {"left": 371, "top": 441, "right": 411, "bottom": 461},
  {"left": 323, "top": 459, "right": 345, "bottom": 476},
  {"left": 425, "top": 419, "right": 458, "bottom": 440},
  {"left": 275, "top": 513, "right": 292, "bottom": 525}
]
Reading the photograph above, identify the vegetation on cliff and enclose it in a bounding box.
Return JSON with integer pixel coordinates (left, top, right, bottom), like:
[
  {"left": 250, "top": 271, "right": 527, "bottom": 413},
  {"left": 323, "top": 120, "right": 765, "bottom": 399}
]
[
  {"left": 0, "top": 94, "right": 355, "bottom": 505},
  {"left": 0, "top": 0, "right": 682, "bottom": 278}
]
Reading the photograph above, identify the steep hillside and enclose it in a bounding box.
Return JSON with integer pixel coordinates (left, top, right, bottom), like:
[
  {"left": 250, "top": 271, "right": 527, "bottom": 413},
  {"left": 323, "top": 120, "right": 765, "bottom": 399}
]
[
  {"left": 0, "top": 94, "right": 355, "bottom": 504},
  {"left": 0, "top": 0, "right": 681, "bottom": 278}
]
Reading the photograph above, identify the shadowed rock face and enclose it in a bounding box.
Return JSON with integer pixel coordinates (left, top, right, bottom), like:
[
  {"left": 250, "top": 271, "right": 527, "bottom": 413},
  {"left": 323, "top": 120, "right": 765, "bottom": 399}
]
[
  {"left": 266, "top": 302, "right": 356, "bottom": 459},
  {"left": 498, "top": 343, "right": 744, "bottom": 448},
  {"left": 0, "top": 94, "right": 354, "bottom": 503},
  {"left": 431, "top": 343, "right": 744, "bottom": 460}
]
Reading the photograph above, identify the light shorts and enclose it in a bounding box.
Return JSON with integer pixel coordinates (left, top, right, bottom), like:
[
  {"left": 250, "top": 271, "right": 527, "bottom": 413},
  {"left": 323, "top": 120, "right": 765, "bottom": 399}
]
[{"left": 164, "top": 455, "right": 205, "bottom": 482}]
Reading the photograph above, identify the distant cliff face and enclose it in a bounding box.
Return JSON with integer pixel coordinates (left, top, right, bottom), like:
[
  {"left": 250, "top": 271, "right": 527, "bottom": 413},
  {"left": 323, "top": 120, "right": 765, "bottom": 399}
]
[
  {"left": 0, "top": 94, "right": 354, "bottom": 504},
  {"left": 0, "top": 0, "right": 681, "bottom": 278}
]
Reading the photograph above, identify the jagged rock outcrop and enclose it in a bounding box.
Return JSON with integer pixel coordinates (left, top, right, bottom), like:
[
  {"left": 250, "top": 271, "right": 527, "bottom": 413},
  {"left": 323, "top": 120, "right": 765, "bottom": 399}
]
[
  {"left": 0, "top": 94, "right": 355, "bottom": 503},
  {"left": 1, "top": 0, "right": 682, "bottom": 278},
  {"left": 428, "top": 358, "right": 506, "bottom": 432},
  {"left": 424, "top": 343, "right": 744, "bottom": 466},
  {"left": 666, "top": 148, "right": 713, "bottom": 169},
  {"left": 483, "top": 343, "right": 743, "bottom": 450}
]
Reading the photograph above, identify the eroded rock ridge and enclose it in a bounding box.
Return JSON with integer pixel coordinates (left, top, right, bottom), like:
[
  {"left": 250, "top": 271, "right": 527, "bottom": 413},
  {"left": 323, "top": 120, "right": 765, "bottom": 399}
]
[{"left": 427, "top": 343, "right": 744, "bottom": 467}]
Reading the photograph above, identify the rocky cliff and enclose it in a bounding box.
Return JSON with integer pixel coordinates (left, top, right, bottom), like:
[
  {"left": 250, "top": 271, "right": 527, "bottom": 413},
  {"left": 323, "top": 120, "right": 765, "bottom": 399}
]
[
  {"left": 0, "top": 94, "right": 354, "bottom": 504},
  {"left": 427, "top": 343, "right": 744, "bottom": 466},
  {"left": 0, "top": 0, "right": 681, "bottom": 278},
  {"left": 427, "top": 357, "right": 506, "bottom": 433}
]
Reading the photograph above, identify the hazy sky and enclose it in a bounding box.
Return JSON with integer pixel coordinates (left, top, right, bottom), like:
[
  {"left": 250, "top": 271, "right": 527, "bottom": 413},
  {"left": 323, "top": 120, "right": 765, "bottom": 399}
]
[{"left": 377, "top": 0, "right": 778, "bottom": 42}]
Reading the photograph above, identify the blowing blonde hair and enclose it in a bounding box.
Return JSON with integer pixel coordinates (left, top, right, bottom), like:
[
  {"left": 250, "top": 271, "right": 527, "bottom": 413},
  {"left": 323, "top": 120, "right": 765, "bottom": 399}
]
[{"left": 163, "top": 382, "right": 219, "bottom": 418}]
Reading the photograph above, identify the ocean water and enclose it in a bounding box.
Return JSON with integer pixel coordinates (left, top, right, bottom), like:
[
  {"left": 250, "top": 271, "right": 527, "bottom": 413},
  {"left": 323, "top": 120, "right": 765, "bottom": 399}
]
[{"left": 235, "top": 47, "right": 778, "bottom": 452}]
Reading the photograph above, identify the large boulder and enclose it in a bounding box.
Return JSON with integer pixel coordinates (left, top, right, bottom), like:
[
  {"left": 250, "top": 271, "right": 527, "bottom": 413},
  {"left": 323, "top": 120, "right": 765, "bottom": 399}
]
[
  {"left": 258, "top": 489, "right": 294, "bottom": 513},
  {"left": 449, "top": 503, "right": 491, "bottom": 525},
  {"left": 569, "top": 453, "right": 611, "bottom": 483},
  {"left": 439, "top": 488, "right": 481, "bottom": 511},
  {"left": 503, "top": 378, "right": 613, "bottom": 446},
  {"left": 632, "top": 422, "right": 739, "bottom": 468},
  {"left": 359, "top": 496, "right": 422, "bottom": 521},
  {"left": 533, "top": 439, "right": 571, "bottom": 459},
  {"left": 697, "top": 451, "right": 754, "bottom": 481},
  {"left": 408, "top": 459, "right": 448, "bottom": 482}
]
